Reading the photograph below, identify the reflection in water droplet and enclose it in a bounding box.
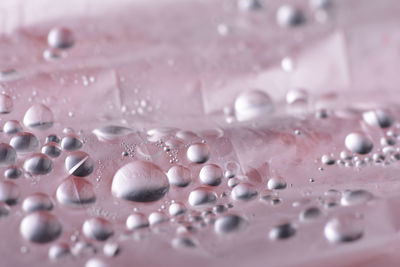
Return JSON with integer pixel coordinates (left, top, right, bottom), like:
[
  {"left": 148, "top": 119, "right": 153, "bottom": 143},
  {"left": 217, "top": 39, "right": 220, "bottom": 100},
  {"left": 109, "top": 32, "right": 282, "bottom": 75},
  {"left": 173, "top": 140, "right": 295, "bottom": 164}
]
[
  {"left": 148, "top": 211, "right": 169, "bottom": 226},
  {"left": 126, "top": 212, "right": 149, "bottom": 230},
  {"left": 345, "top": 133, "right": 373, "bottom": 155},
  {"left": 214, "top": 214, "right": 247, "bottom": 234},
  {"left": 10, "top": 132, "right": 39, "bottom": 153},
  {"left": 0, "top": 143, "right": 16, "bottom": 167},
  {"left": 23, "top": 104, "right": 54, "bottom": 130},
  {"left": 231, "top": 183, "right": 258, "bottom": 201},
  {"left": 48, "top": 27, "right": 75, "bottom": 49},
  {"left": 199, "top": 164, "right": 223, "bottom": 186},
  {"left": 83, "top": 217, "right": 114, "bottom": 241},
  {"left": 56, "top": 177, "right": 96, "bottom": 207},
  {"left": 340, "top": 190, "right": 373, "bottom": 206},
  {"left": 167, "top": 165, "right": 192, "bottom": 187},
  {"left": 65, "top": 151, "right": 94, "bottom": 177},
  {"left": 269, "top": 223, "right": 296, "bottom": 240},
  {"left": 61, "top": 135, "right": 83, "bottom": 151},
  {"left": 188, "top": 187, "right": 217, "bottom": 207},
  {"left": 0, "top": 181, "right": 19, "bottom": 205},
  {"left": 23, "top": 153, "right": 53, "bottom": 175},
  {"left": 22, "top": 193, "right": 53, "bottom": 212},
  {"left": 324, "top": 214, "right": 363, "bottom": 243},
  {"left": 234, "top": 90, "right": 273, "bottom": 121},
  {"left": 48, "top": 243, "right": 70, "bottom": 261},
  {"left": 187, "top": 143, "right": 210, "bottom": 164},
  {"left": 92, "top": 125, "right": 134, "bottom": 141},
  {"left": 3, "top": 120, "right": 22, "bottom": 134},
  {"left": 20, "top": 211, "right": 62, "bottom": 243},
  {"left": 4, "top": 166, "right": 21, "bottom": 179},
  {"left": 112, "top": 161, "right": 169, "bottom": 202}
]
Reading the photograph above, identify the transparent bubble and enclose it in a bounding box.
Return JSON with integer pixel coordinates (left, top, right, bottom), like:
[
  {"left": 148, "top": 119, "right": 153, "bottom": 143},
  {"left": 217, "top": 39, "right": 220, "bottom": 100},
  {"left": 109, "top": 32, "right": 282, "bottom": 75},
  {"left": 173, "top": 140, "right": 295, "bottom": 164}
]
[
  {"left": 46, "top": 134, "right": 61, "bottom": 144},
  {"left": 169, "top": 202, "right": 187, "bottom": 216},
  {"left": 92, "top": 125, "right": 134, "bottom": 142},
  {"left": 48, "top": 243, "right": 70, "bottom": 261},
  {"left": 65, "top": 151, "right": 94, "bottom": 177},
  {"left": 20, "top": 211, "right": 62, "bottom": 244},
  {"left": 267, "top": 177, "right": 287, "bottom": 190},
  {"left": 4, "top": 166, "right": 22, "bottom": 179},
  {"left": 23, "top": 104, "right": 54, "bottom": 130},
  {"left": 324, "top": 213, "right": 363, "bottom": 243},
  {"left": 148, "top": 211, "right": 169, "bottom": 226},
  {"left": 103, "top": 242, "right": 120, "bottom": 257},
  {"left": 269, "top": 222, "right": 296, "bottom": 240},
  {"left": 299, "top": 207, "right": 321, "bottom": 222},
  {"left": 340, "top": 190, "right": 373, "bottom": 206},
  {"left": 23, "top": 153, "right": 53, "bottom": 175},
  {"left": 231, "top": 183, "right": 258, "bottom": 201},
  {"left": 363, "top": 109, "right": 394, "bottom": 128}
]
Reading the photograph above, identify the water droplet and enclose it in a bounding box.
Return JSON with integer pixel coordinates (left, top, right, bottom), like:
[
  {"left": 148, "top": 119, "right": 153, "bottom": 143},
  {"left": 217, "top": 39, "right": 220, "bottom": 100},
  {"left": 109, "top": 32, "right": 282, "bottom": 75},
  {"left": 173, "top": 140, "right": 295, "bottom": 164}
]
[
  {"left": 267, "top": 177, "right": 287, "bottom": 190},
  {"left": 22, "top": 193, "right": 53, "bottom": 212},
  {"left": 103, "top": 242, "right": 120, "bottom": 257},
  {"left": 199, "top": 164, "right": 223, "bottom": 186},
  {"left": 0, "top": 143, "right": 16, "bottom": 167},
  {"left": 3, "top": 120, "right": 22, "bottom": 134},
  {"left": 85, "top": 258, "right": 108, "bottom": 267},
  {"left": 363, "top": 109, "right": 394, "bottom": 128},
  {"left": 234, "top": 90, "right": 273, "bottom": 121},
  {"left": 188, "top": 187, "right": 217, "bottom": 207},
  {"left": 49, "top": 243, "right": 70, "bottom": 261},
  {"left": 345, "top": 133, "right": 373, "bottom": 154},
  {"left": 186, "top": 143, "right": 210, "bottom": 164},
  {"left": 126, "top": 212, "right": 149, "bottom": 230},
  {"left": 269, "top": 222, "right": 296, "bottom": 240},
  {"left": 56, "top": 177, "right": 96, "bottom": 207},
  {"left": 309, "top": 0, "right": 332, "bottom": 10},
  {"left": 92, "top": 125, "right": 134, "bottom": 141},
  {"left": 23, "top": 153, "right": 53, "bottom": 175},
  {"left": 214, "top": 214, "right": 247, "bottom": 234},
  {"left": 276, "top": 5, "right": 305, "bottom": 28},
  {"left": 169, "top": 202, "right": 187, "bottom": 216},
  {"left": 61, "top": 135, "right": 83, "bottom": 151},
  {"left": 48, "top": 27, "right": 75, "bottom": 49},
  {"left": 321, "top": 154, "right": 335, "bottom": 165},
  {"left": 286, "top": 89, "right": 308, "bottom": 105},
  {"left": 4, "top": 166, "right": 21, "bottom": 179},
  {"left": 65, "top": 151, "right": 94, "bottom": 177},
  {"left": 42, "top": 142, "right": 62, "bottom": 158},
  {"left": 237, "top": 0, "right": 262, "bottom": 11},
  {"left": 340, "top": 190, "right": 373, "bottom": 206},
  {"left": 0, "top": 181, "right": 19, "bottom": 205},
  {"left": 231, "top": 183, "right": 258, "bottom": 201},
  {"left": 112, "top": 161, "right": 169, "bottom": 202},
  {"left": 0, "top": 94, "right": 13, "bottom": 114},
  {"left": 20, "top": 211, "right": 62, "bottom": 243},
  {"left": 172, "top": 237, "right": 197, "bottom": 249},
  {"left": 10, "top": 132, "right": 39, "bottom": 153},
  {"left": 46, "top": 134, "right": 61, "bottom": 144},
  {"left": 148, "top": 211, "right": 169, "bottom": 226},
  {"left": 299, "top": 206, "right": 321, "bottom": 222},
  {"left": 167, "top": 165, "right": 192, "bottom": 187},
  {"left": 83, "top": 217, "right": 114, "bottom": 241},
  {"left": 0, "top": 202, "right": 10, "bottom": 217},
  {"left": 324, "top": 214, "right": 363, "bottom": 243},
  {"left": 23, "top": 104, "right": 54, "bottom": 130}
]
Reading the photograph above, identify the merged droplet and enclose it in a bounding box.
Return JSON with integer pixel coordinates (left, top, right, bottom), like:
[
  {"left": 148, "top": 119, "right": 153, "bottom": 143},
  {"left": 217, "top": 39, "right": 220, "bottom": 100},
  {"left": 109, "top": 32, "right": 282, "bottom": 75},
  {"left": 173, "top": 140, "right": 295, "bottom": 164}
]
[
  {"left": 344, "top": 133, "right": 373, "bottom": 154},
  {"left": 47, "top": 27, "right": 75, "bottom": 49},
  {"left": 126, "top": 212, "right": 149, "bottom": 230},
  {"left": 269, "top": 222, "right": 296, "bottom": 240},
  {"left": 0, "top": 181, "right": 20, "bottom": 205},
  {"left": 199, "top": 164, "right": 223, "bottom": 186},
  {"left": 231, "top": 183, "right": 258, "bottom": 201},
  {"left": 214, "top": 214, "right": 247, "bottom": 234},
  {"left": 65, "top": 151, "right": 94, "bottom": 177},
  {"left": 340, "top": 190, "right": 373, "bottom": 206},
  {"left": 111, "top": 161, "right": 169, "bottom": 202},
  {"left": 56, "top": 177, "right": 96, "bottom": 207},
  {"left": 0, "top": 143, "right": 16, "bottom": 167},
  {"left": 23, "top": 104, "right": 54, "bottom": 130},
  {"left": 324, "top": 214, "right": 363, "bottom": 243},
  {"left": 363, "top": 109, "right": 394, "bottom": 128},
  {"left": 188, "top": 187, "right": 217, "bottom": 207},
  {"left": 10, "top": 132, "right": 39, "bottom": 153},
  {"left": 186, "top": 143, "right": 210, "bottom": 164},
  {"left": 92, "top": 125, "right": 134, "bottom": 141},
  {"left": 234, "top": 90, "right": 274, "bottom": 121},
  {"left": 22, "top": 193, "right": 53, "bottom": 213},
  {"left": 3, "top": 120, "right": 22, "bottom": 134},
  {"left": 167, "top": 165, "right": 192, "bottom": 187},
  {"left": 61, "top": 135, "right": 83, "bottom": 151},
  {"left": 23, "top": 153, "right": 53, "bottom": 175},
  {"left": 20, "top": 211, "right": 62, "bottom": 244},
  {"left": 82, "top": 217, "right": 114, "bottom": 241}
]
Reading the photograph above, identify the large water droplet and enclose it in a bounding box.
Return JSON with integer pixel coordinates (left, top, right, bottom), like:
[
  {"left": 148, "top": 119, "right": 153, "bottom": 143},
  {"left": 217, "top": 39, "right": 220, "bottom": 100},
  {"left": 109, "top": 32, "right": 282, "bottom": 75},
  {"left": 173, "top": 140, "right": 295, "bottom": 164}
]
[
  {"left": 56, "top": 177, "right": 96, "bottom": 207},
  {"left": 345, "top": 133, "right": 373, "bottom": 154},
  {"left": 23, "top": 153, "right": 53, "bottom": 175},
  {"left": 112, "top": 161, "right": 169, "bottom": 202},
  {"left": 324, "top": 214, "right": 363, "bottom": 243},
  {"left": 48, "top": 27, "right": 75, "bottom": 49},
  {"left": 20, "top": 211, "right": 62, "bottom": 243},
  {"left": 269, "top": 222, "right": 296, "bottom": 240},
  {"left": 186, "top": 143, "right": 210, "bottom": 164},
  {"left": 0, "top": 143, "right": 16, "bottom": 167},
  {"left": 340, "top": 190, "right": 373, "bottom": 206},
  {"left": 10, "top": 132, "right": 39, "bottom": 153},
  {"left": 92, "top": 125, "right": 134, "bottom": 141},
  {"left": 214, "top": 214, "right": 247, "bottom": 234},
  {"left": 188, "top": 187, "right": 217, "bottom": 207},
  {"left": 22, "top": 193, "right": 53, "bottom": 212},
  {"left": 167, "top": 165, "right": 192, "bottom": 187},
  {"left": 199, "top": 164, "right": 223, "bottom": 186},
  {"left": 126, "top": 212, "right": 149, "bottom": 230},
  {"left": 23, "top": 104, "right": 54, "bottom": 130},
  {"left": 65, "top": 151, "right": 94, "bottom": 177},
  {"left": 231, "top": 183, "right": 258, "bottom": 201},
  {"left": 0, "top": 181, "right": 20, "bottom": 205},
  {"left": 234, "top": 90, "right": 273, "bottom": 121},
  {"left": 82, "top": 217, "right": 114, "bottom": 241},
  {"left": 363, "top": 109, "right": 394, "bottom": 128}
]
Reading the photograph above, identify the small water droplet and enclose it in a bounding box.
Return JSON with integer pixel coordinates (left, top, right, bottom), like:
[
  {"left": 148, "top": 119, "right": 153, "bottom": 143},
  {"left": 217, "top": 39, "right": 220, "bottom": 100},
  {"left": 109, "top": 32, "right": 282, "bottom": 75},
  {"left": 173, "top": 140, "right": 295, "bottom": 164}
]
[
  {"left": 172, "top": 237, "right": 198, "bottom": 249},
  {"left": 340, "top": 190, "right": 373, "bottom": 206},
  {"left": 169, "top": 202, "right": 187, "bottom": 216},
  {"left": 167, "top": 165, "right": 192, "bottom": 187},
  {"left": 65, "top": 151, "right": 94, "bottom": 177},
  {"left": 3, "top": 120, "right": 22, "bottom": 134},
  {"left": 363, "top": 109, "right": 394, "bottom": 128},
  {"left": 126, "top": 212, "right": 149, "bottom": 230},
  {"left": 276, "top": 5, "right": 305, "bottom": 28},
  {"left": 269, "top": 222, "right": 296, "bottom": 240},
  {"left": 231, "top": 183, "right": 258, "bottom": 201},
  {"left": 299, "top": 206, "right": 321, "bottom": 222},
  {"left": 148, "top": 211, "right": 169, "bottom": 226},
  {"left": 103, "top": 242, "right": 120, "bottom": 257},
  {"left": 286, "top": 89, "right": 308, "bottom": 105},
  {"left": 22, "top": 193, "right": 53, "bottom": 212},
  {"left": 237, "top": 0, "right": 262, "bottom": 11},
  {"left": 214, "top": 214, "right": 247, "bottom": 234},
  {"left": 10, "top": 132, "right": 39, "bottom": 153},
  {"left": 186, "top": 143, "right": 210, "bottom": 164},
  {"left": 324, "top": 213, "right": 363, "bottom": 243},
  {"left": 267, "top": 177, "right": 287, "bottom": 190},
  {"left": 20, "top": 211, "right": 62, "bottom": 243},
  {"left": 42, "top": 142, "right": 62, "bottom": 158},
  {"left": 199, "top": 164, "right": 223, "bottom": 186},
  {"left": 92, "top": 125, "right": 134, "bottom": 141},
  {"left": 345, "top": 133, "right": 373, "bottom": 154},
  {"left": 48, "top": 243, "right": 70, "bottom": 261},
  {"left": 82, "top": 217, "right": 114, "bottom": 241},
  {"left": 85, "top": 258, "right": 108, "bottom": 267},
  {"left": 48, "top": 27, "right": 75, "bottom": 49},
  {"left": 0, "top": 143, "right": 16, "bottom": 167},
  {"left": 0, "top": 94, "right": 13, "bottom": 114},
  {"left": 61, "top": 135, "right": 83, "bottom": 151},
  {"left": 188, "top": 187, "right": 217, "bottom": 207},
  {"left": 234, "top": 90, "right": 274, "bottom": 121},
  {"left": 0, "top": 181, "right": 19, "bottom": 205}
]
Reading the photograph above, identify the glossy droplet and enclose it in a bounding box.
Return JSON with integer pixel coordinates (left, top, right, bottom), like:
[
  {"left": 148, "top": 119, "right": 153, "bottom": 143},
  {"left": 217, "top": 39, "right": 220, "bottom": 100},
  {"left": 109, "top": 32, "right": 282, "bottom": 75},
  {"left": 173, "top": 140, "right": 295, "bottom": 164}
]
[
  {"left": 92, "top": 125, "right": 134, "bottom": 141},
  {"left": 23, "top": 104, "right": 54, "bottom": 130},
  {"left": 324, "top": 214, "right": 363, "bottom": 243},
  {"left": 214, "top": 214, "right": 247, "bottom": 235},
  {"left": 0, "top": 181, "right": 20, "bottom": 205},
  {"left": 42, "top": 142, "right": 62, "bottom": 158},
  {"left": 23, "top": 153, "right": 53, "bottom": 175},
  {"left": 340, "top": 190, "right": 373, "bottom": 206},
  {"left": 126, "top": 212, "right": 149, "bottom": 230},
  {"left": 10, "top": 132, "right": 39, "bottom": 153},
  {"left": 48, "top": 27, "right": 75, "bottom": 49},
  {"left": 363, "top": 109, "right": 394, "bottom": 128},
  {"left": 0, "top": 94, "right": 13, "bottom": 114},
  {"left": 48, "top": 243, "right": 70, "bottom": 261},
  {"left": 267, "top": 177, "right": 287, "bottom": 190},
  {"left": 65, "top": 151, "right": 94, "bottom": 177},
  {"left": 22, "top": 193, "right": 53, "bottom": 212},
  {"left": 83, "top": 217, "right": 114, "bottom": 241},
  {"left": 4, "top": 166, "right": 21, "bottom": 179},
  {"left": 269, "top": 223, "right": 296, "bottom": 240},
  {"left": 199, "top": 164, "right": 223, "bottom": 186},
  {"left": 187, "top": 143, "right": 210, "bottom": 164},
  {"left": 61, "top": 135, "right": 83, "bottom": 151},
  {"left": 276, "top": 5, "right": 305, "bottom": 28},
  {"left": 148, "top": 211, "right": 169, "bottom": 226},
  {"left": 299, "top": 207, "right": 321, "bottom": 222},
  {"left": 231, "top": 183, "right": 258, "bottom": 201},
  {"left": 0, "top": 143, "right": 16, "bottom": 167},
  {"left": 20, "top": 211, "right": 62, "bottom": 244},
  {"left": 345, "top": 133, "right": 373, "bottom": 154},
  {"left": 169, "top": 202, "right": 187, "bottom": 216},
  {"left": 112, "top": 161, "right": 169, "bottom": 202},
  {"left": 188, "top": 187, "right": 217, "bottom": 207},
  {"left": 234, "top": 90, "right": 273, "bottom": 121},
  {"left": 56, "top": 177, "right": 96, "bottom": 207},
  {"left": 3, "top": 120, "right": 22, "bottom": 134},
  {"left": 167, "top": 165, "right": 192, "bottom": 187}
]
